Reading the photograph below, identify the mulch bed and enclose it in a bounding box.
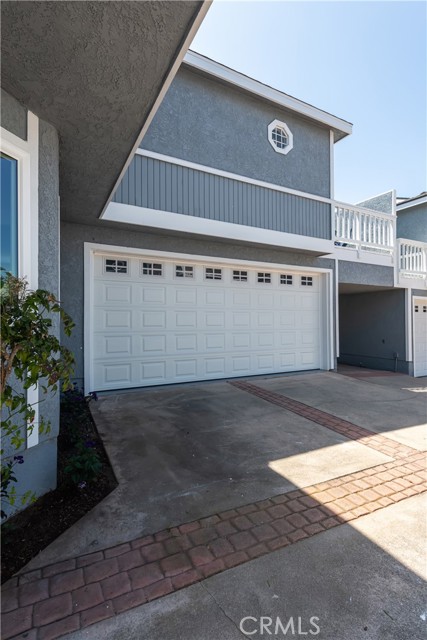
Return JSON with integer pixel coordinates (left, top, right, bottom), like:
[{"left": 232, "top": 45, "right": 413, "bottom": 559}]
[{"left": 1, "top": 390, "right": 117, "bottom": 584}]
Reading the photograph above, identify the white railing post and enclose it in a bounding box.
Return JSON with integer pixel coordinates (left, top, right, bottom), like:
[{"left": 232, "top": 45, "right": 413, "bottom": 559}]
[
  {"left": 333, "top": 201, "right": 395, "bottom": 254},
  {"left": 398, "top": 238, "right": 427, "bottom": 283}
]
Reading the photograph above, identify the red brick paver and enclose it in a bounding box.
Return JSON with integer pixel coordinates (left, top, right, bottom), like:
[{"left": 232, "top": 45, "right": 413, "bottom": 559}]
[{"left": 2, "top": 384, "right": 425, "bottom": 640}]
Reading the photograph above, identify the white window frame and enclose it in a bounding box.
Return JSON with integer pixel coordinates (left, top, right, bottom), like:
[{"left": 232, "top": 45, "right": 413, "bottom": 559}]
[
  {"left": 1, "top": 111, "right": 40, "bottom": 447},
  {"left": 268, "top": 119, "right": 294, "bottom": 155}
]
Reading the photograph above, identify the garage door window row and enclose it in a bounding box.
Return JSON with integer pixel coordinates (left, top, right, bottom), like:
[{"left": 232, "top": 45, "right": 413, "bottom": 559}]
[{"left": 103, "top": 257, "right": 315, "bottom": 288}]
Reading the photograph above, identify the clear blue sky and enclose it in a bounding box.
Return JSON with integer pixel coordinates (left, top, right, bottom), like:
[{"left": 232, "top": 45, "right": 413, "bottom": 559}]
[{"left": 191, "top": 1, "right": 426, "bottom": 203}]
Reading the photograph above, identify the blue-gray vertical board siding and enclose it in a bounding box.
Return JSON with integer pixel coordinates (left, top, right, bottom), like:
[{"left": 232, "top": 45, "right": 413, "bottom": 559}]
[
  {"left": 140, "top": 67, "right": 331, "bottom": 198},
  {"left": 60, "top": 220, "right": 336, "bottom": 386},
  {"left": 113, "top": 156, "right": 332, "bottom": 240},
  {"left": 356, "top": 191, "right": 394, "bottom": 214},
  {"left": 1, "top": 88, "right": 27, "bottom": 140},
  {"left": 397, "top": 203, "right": 427, "bottom": 242},
  {"left": 339, "top": 289, "right": 408, "bottom": 373}
]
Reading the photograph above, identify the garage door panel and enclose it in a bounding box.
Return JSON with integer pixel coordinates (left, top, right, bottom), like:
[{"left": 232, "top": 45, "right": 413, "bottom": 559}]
[
  {"left": 141, "top": 311, "right": 166, "bottom": 329},
  {"left": 175, "top": 334, "right": 198, "bottom": 352},
  {"left": 90, "top": 254, "right": 325, "bottom": 390},
  {"left": 174, "top": 288, "right": 197, "bottom": 305},
  {"left": 139, "top": 286, "right": 167, "bottom": 305},
  {"left": 205, "top": 333, "right": 226, "bottom": 350},
  {"left": 232, "top": 291, "right": 251, "bottom": 306},
  {"left": 94, "top": 309, "right": 132, "bottom": 330}
]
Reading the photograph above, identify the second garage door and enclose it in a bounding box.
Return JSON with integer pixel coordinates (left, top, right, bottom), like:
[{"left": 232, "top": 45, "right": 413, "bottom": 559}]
[{"left": 89, "top": 252, "right": 327, "bottom": 391}]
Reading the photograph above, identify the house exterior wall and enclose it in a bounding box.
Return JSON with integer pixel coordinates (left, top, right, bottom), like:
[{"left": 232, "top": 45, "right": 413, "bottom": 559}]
[
  {"left": 397, "top": 203, "right": 427, "bottom": 242},
  {"left": 356, "top": 191, "right": 393, "bottom": 214},
  {"left": 60, "top": 220, "right": 336, "bottom": 387},
  {"left": 1, "top": 89, "right": 60, "bottom": 513},
  {"left": 141, "top": 67, "right": 332, "bottom": 199},
  {"left": 338, "top": 260, "right": 394, "bottom": 287},
  {"left": 339, "top": 289, "right": 408, "bottom": 373},
  {"left": 113, "top": 154, "right": 331, "bottom": 239},
  {"left": 1, "top": 88, "right": 27, "bottom": 140}
]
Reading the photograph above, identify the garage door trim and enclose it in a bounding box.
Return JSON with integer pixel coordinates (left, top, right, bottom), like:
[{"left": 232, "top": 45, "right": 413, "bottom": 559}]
[{"left": 84, "top": 243, "right": 335, "bottom": 393}]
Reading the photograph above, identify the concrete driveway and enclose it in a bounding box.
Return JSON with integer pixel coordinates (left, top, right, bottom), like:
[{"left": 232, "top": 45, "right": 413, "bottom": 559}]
[{"left": 2, "top": 370, "right": 426, "bottom": 640}]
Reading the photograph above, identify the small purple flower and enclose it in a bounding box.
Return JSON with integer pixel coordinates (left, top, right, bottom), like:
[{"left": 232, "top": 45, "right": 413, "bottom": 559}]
[
  {"left": 78, "top": 481, "right": 87, "bottom": 489},
  {"left": 14, "top": 455, "right": 24, "bottom": 464}
]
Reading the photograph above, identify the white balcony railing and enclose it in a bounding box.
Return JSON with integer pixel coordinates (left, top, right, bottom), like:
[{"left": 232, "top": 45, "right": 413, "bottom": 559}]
[
  {"left": 334, "top": 203, "right": 395, "bottom": 254},
  {"left": 398, "top": 239, "right": 427, "bottom": 281}
]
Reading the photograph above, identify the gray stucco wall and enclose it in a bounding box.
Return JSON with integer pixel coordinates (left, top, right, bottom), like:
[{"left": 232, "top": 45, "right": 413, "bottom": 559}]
[
  {"left": 397, "top": 203, "right": 427, "bottom": 242},
  {"left": 1, "top": 112, "right": 60, "bottom": 516},
  {"left": 338, "top": 260, "right": 394, "bottom": 287},
  {"left": 37, "top": 119, "right": 60, "bottom": 448},
  {"left": 339, "top": 289, "right": 408, "bottom": 373},
  {"left": 113, "top": 155, "right": 332, "bottom": 239},
  {"left": 61, "top": 220, "right": 335, "bottom": 386},
  {"left": 1, "top": 88, "right": 27, "bottom": 140},
  {"left": 141, "top": 67, "right": 331, "bottom": 198},
  {"left": 356, "top": 191, "right": 393, "bottom": 214}
]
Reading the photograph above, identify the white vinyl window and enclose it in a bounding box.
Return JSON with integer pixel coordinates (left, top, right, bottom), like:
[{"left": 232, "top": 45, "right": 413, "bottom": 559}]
[
  {"left": 280, "top": 274, "right": 293, "bottom": 285},
  {"left": 268, "top": 119, "right": 294, "bottom": 155},
  {"left": 301, "top": 276, "right": 313, "bottom": 286},
  {"left": 105, "top": 258, "right": 128, "bottom": 274},
  {"left": 141, "top": 262, "right": 163, "bottom": 276},
  {"left": 205, "top": 267, "right": 222, "bottom": 280},
  {"left": 233, "top": 270, "right": 248, "bottom": 282},
  {"left": 175, "top": 265, "right": 194, "bottom": 278},
  {"left": 257, "top": 272, "right": 271, "bottom": 283}
]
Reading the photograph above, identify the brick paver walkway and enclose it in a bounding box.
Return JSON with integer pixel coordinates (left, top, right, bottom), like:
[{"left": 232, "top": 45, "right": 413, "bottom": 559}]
[{"left": 2, "top": 383, "right": 426, "bottom": 640}]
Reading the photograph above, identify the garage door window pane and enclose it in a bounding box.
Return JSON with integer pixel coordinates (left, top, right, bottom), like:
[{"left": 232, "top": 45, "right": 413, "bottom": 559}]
[
  {"left": 1, "top": 153, "right": 18, "bottom": 275},
  {"left": 141, "top": 262, "right": 163, "bottom": 276},
  {"left": 176, "top": 265, "right": 194, "bottom": 278},
  {"left": 205, "top": 267, "right": 222, "bottom": 280}
]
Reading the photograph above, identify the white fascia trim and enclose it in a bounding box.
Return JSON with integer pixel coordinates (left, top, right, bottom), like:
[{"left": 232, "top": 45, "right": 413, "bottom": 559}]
[
  {"left": 397, "top": 195, "right": 427, "bottom": 211},
  {"left": 334, "top": 258, "right": 339, "bottom": 358},
  {"left": 184, "top": 50, "right": 353, "bottom": 140},
  {"left": 99, "top": 1, "right": 212, "bottom": 220},
  {"left": 136, "top": 149, "right": 332, "bottom": 205},
  {"left": 1, "top": 111, "right": 40, "bottom": 447},
  {"left": 329, "top": 130, "right": 334, "bottom": 200},
  {"left": 405, "top": 288, "right": 413, "bottom": 362},
  {"left": 84, "top": 243, "right": 95, "bottom": 396},
  {"left": 104, "top": 202, "right": 334, "bottom": 255},
  {"left": 326, "top": 247, "right": 395, "bottom": 267}
]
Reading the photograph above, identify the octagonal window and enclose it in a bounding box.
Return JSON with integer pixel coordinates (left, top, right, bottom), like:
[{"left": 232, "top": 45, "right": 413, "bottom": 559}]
[{"left": 268, "top": 119, "right": 293, "bottom": 155}]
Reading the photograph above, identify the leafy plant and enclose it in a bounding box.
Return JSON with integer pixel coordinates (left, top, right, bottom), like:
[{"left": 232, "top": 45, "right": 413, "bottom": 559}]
[
  {"left": 63, "top": 440, "right": 102, "bottom": 486},
  {"left": 0, "top": 273, "right": 75, "bottom": 517}
]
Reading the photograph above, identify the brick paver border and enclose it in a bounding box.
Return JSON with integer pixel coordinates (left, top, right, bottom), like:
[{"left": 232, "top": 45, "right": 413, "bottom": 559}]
[
  {"left": 2, "top": 384, "right": 426, "bottom": 640},
  {"left": 229, "top": 380, "right": 416, "bottom": 459}
]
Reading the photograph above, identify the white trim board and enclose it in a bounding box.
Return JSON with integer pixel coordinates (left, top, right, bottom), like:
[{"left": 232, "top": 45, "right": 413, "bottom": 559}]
[
  {"left": 136, "top": 148, "right": 333, "bottom": 205},
  {"left": 184, "top": 51, "right": 352, "bottom": 141},
  {"left": 397, "top": 195, "right": 427, "bottom": 211},
  {"left": 103, "top": 202, "right": 334, "bottom": 255},
  {"left": 99, "top": 2, "right": 212, "bottom": 219},
  {"left": 1, "top": 111, "right": 40, "bottom": 447},
  {"left": 84, "top": 242, "right": 335, "bottom": 394}
]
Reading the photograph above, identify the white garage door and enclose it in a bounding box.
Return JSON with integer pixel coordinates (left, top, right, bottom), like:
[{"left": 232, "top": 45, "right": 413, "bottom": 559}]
[
  {"left": 89, "top": 253, "right": 326, "bottom": 391},
  {"left": 413, "top": 298, "right": 427, "bottom": 377}
]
